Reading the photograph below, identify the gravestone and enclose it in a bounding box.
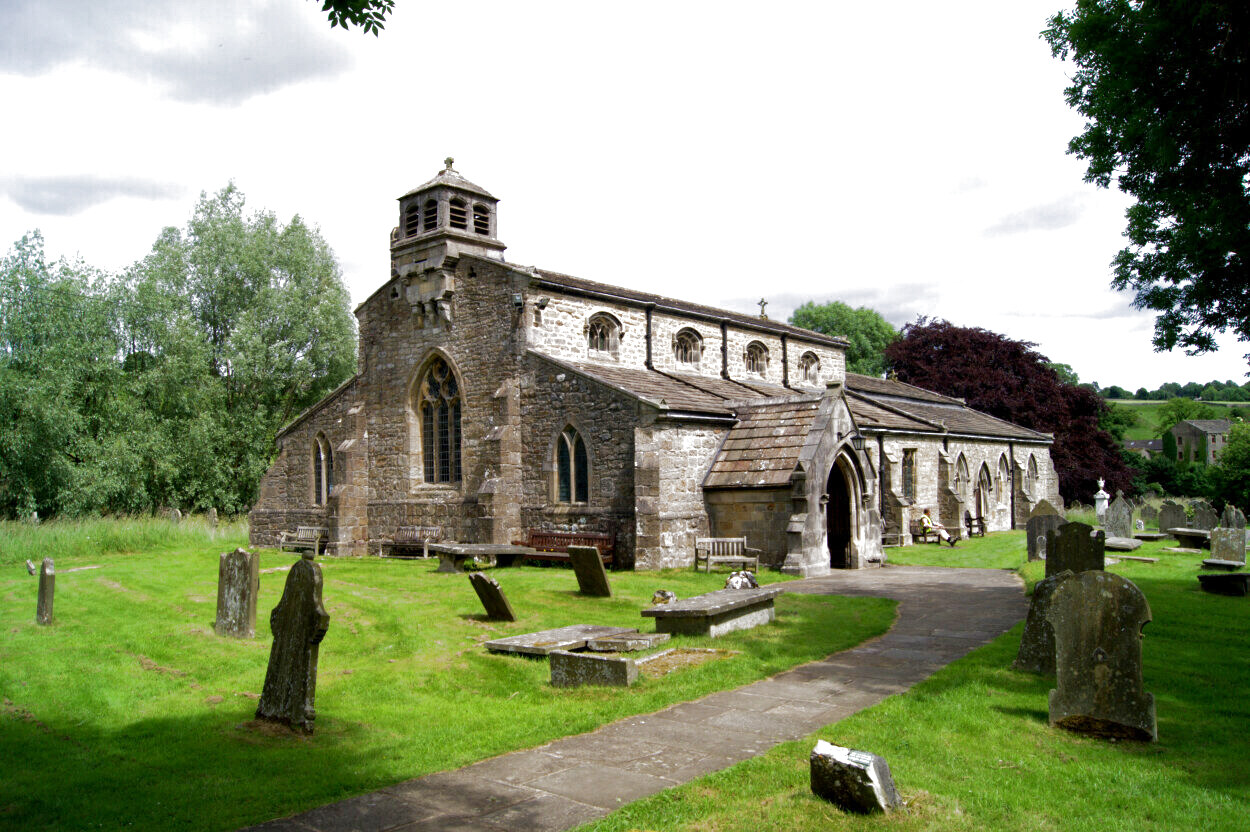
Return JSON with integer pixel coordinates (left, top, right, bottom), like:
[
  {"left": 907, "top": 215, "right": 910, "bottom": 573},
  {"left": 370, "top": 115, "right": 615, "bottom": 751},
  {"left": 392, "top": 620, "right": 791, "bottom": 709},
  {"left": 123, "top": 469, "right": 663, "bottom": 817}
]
[
  {"left": 586, "top": 632, "right": 670, "bottom": 652},
  {"left": 810, "top": 740, "right": 902, "bottom": 814},
  {"left": 1158, "top": 500, "right": 1185, "bottom": 533},
  {"left": 170, "top": 508, "right": 182, "bottom": 524},
  {"left": 1221, "top": 503, "right": 1246, "bottom": 530},
  {"left": 1209, "top": 504, "right": 1247, "bottom": 566},
  {"left": 1013, "top": 569, "right": 1074, "bottom": 675},
  {"left": 567, "top": 545, "right": 611, "bottom": 597},
  {"left": 485, "top": 625, "right": 636, "bottom": 656},
  {"left": 468, "top": 572, "right": 516, "bottom": 621},
  {"left": 550, "top": 650, "right": 637, "bottom": 687},
  {"left": 1027, "top": 503, "right": 1065, "bottom": 562},
  {"left": 1140, "top": 504, "right": 1158, "bottom": 524},
  {"left": 1103, "top": 493, "right": 1133, "bottom": 540},
  {"left": 215, "top": 548, "right": 260, "bottom": 638},
  {"left": 35, "top": 558, "right": 54, "bottom": 625},
  {"left": 255, "top": 552, "right": 330, "bottom": 734},
  {"left": 1045, "top": 522, "right": 1105, "bottom": 578},
  {"left": 1191, "top": 500, "right": 1218, "bottom": 531},
  {"left": 651, "top": 589, "right": 677, "bottom": 605},
  {"left": 206, "top": 507, "right": 218, "bottom": 528},
  {"left": 1046, "top": 571, "right": 1156, "bottom": 741}
]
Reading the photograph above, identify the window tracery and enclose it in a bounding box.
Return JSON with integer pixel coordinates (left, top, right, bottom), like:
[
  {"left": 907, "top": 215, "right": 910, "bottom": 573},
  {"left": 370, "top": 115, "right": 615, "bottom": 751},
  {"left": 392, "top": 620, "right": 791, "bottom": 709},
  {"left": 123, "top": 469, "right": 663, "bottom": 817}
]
[
  {"left": 556, "top": 426, "right": 589, "bottom": 503},
  {"left": 417, "top": 357, "right": 461, "bottom": 484},
  {"left": 744, "top": 341, "right": 768, "bottom": 375},
  {"left": 673, "top": 328, "right": 702, "bottom": 365}
]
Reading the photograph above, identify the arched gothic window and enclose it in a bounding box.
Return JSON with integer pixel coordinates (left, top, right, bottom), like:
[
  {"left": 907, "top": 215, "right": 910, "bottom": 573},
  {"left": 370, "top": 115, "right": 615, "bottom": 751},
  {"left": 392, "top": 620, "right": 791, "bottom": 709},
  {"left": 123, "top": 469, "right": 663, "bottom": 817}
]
[
  {"left": 976, "top": 464, "right": 992, "bottom": 518},
  {"left": 954, "top": 453, "right": 969, "bottom": 497},
  {"left": 586, "top": 313, "right": 621, "bottom": 357},
  {"left": 417, "top": 357, "right": 462, "bottom": 483},
  {"left": 744, "top": 341, "right": 769, "bottom": 375},
  {"left": 673, "top": 328, "right": 702, "bottom": 365},
  {"left": 556, "top": 426, "right": 589, "bottom": 503},
  {"left": 313, "top": 433, "right": 333, "bottom": 505},
  {"left": 799, "top": 351, "right": 820, "bottom": 384},
  {"left": 1025, "top": 455, "right": 1039, "bottom": 496},
  {"left": 997, "top": 454, "right": 1010, "bottom": 503}
]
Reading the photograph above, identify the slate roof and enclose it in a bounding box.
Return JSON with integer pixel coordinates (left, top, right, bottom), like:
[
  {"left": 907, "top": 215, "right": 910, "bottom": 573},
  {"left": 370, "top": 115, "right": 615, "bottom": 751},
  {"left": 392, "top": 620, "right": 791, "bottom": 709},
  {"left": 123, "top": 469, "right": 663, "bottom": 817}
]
[
  {"left": 1125, "top": 439, "right": 1163, "bottom": 451},
  {"left": 704, "top": 398, "right": 823, "bottom": 489},
  {"left": 400, "top": 163, "right": 495, "bottom": 199},
  {"left": 844, "top": 372, "right": 964, "bottom": 405},
  {"left": 1182, "top": 419, "right": 1232, "bottom": 434}
]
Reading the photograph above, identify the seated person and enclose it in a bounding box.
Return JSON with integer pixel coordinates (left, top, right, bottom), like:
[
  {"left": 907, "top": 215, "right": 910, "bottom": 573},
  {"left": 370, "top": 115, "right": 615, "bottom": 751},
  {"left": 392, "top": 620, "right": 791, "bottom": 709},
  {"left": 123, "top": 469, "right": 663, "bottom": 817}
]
[{"left": 920, "top": 508, "right": 957, "bottom": 547}]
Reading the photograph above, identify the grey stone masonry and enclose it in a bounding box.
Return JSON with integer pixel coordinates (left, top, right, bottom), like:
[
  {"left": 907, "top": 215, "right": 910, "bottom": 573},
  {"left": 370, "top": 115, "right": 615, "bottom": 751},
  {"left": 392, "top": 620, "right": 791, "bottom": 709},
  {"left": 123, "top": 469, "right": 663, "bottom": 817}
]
[
  {"left": 469, "top": 572, "right": 517, "bottom": 621},
  {"left": 1027, "top": 512, "right": 1064, "bottom": 563},
  {"left": 1191, "top": 500, "right": 1219, "bottom": 531},
  {"left": 568, "top": 545, "right": 612, "bottom": 597},
  {"left": 1158, "top": 500, "right": 1185, "bottom": 533},
  {"left": 256, "top": 554, "right": 330, "bottom": 734},
  {"left": 1045, "top": 522, "right": 1105, "bottom": 578},
  {"left": 810, "top": 740, "right": 902, "bottom": 814},
  {"left": 35, "top": 558, "right": 54, "bottom": 625},
  {"left": 1047, "top": 571, "right": 1156, "bottom": 742},
  {"left": 585, "top": 632, "right": 670, "bottom": 652},
  {"left": 641, "top": 586, "right": 783, "bottom": 637},
  {"left": 1103, "top": 493, "right": 1133, "bottom": 540},
  {"left": 1013, "top": 570, "right": 1074, "bottom": 676},
  {"left": 485, "top": 625, "right": 637, "bottom": 656},
  {"left": 215, "top": 548, "right": 260, "bottom": 638},
  {"left": 549, "top": 651, "right": 638, "bottom": 688}
]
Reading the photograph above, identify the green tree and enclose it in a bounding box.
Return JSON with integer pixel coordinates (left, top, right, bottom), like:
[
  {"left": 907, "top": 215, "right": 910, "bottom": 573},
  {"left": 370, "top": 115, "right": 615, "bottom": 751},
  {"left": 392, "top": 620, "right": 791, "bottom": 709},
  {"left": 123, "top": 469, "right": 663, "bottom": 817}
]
[
  {"left": 1044, "top": 2, "right": 1250, "bottom": 362},
  {"left": 1048, "top": 362, "right": 1081, "bottom": 385},
  {"left": 1154, "top": 397, "right": 1217, "bottom": 438},
  {"left": 316, "top": 0, "right": 394, "bottom": 34},
  {"left": 789, "top": 301, "right": 897, "bottom": 376},
  {"left": 1212, "top": 422, "right": 1250, "bottom": 508},
  {"left": 1100, "top": 402, "right": 1136, "bottom": 441}
]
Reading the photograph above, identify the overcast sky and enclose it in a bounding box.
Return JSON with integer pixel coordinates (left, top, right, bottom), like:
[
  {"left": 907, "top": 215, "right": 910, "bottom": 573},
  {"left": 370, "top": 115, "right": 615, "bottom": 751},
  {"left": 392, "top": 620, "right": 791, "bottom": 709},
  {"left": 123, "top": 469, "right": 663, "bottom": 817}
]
[{"left": 2, "top": 0, "right": 1246, "bottom": 390}]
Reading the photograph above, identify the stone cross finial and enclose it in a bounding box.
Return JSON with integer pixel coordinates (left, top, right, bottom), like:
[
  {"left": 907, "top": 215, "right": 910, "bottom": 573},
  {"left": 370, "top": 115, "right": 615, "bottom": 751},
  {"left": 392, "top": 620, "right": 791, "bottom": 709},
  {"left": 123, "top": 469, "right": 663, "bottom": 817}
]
[
  {"left": 1097, "top": 478, "right": 1105, "bottom": 490},
  {"left": 444, "top": 156, "right": 455, "bottom": 171},
  {"left": 758, "top": 298, "right": 768, "bottom": 318}
]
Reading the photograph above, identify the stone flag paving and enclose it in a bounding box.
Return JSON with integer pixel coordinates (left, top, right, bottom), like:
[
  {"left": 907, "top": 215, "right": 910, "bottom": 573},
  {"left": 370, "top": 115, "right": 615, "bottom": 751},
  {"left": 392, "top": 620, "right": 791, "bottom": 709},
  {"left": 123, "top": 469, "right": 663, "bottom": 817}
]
[{"left": 242, "top": 566, "right": 1026, "bottom": 832}]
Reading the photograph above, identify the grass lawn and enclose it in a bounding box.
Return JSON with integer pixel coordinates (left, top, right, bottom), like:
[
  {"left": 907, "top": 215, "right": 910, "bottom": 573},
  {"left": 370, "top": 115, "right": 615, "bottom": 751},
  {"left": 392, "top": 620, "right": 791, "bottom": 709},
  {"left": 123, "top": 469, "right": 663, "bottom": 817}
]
[
  {"left": 576, "top": 536, "right": 1250, "bottom": 831},
  {"left": 0, "top": 522, "right": 895, "bottom": 832}
]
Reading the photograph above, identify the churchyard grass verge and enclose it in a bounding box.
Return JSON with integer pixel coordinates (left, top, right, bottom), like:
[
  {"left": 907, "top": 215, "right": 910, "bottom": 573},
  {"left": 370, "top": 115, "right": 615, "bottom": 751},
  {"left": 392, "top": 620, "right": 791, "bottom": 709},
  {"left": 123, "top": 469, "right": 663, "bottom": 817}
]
[
  {"left": 0, "top": 514, "right": 248, "bottom": 566},
  {"left": 887, "top": 528, "right": 1028, "bottom": 570},
  {"left": 576, "top": 536, "right": 1250, "bottom": 831},
  {"left": 0, "top": 536, "right": 894, "bottom": 831}
]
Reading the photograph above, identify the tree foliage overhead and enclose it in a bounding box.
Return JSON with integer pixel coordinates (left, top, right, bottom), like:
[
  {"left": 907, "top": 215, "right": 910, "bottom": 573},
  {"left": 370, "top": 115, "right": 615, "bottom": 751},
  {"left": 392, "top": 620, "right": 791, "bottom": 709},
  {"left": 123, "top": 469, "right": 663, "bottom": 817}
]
[
  {"left": 0, "top": 186, "right": 357, "bottom": 519},
  {"left": 789, "top": 301, "right": 897, "bottom": 377},
  {"left": 1044, "top": 1, "right": 1250, "bottom": 364},
  {"left": 316, "top": 0, "right": 394, "bottom": 35},
  {"left": 883, "top": 318, "right": 1135, "bottom": 502}
]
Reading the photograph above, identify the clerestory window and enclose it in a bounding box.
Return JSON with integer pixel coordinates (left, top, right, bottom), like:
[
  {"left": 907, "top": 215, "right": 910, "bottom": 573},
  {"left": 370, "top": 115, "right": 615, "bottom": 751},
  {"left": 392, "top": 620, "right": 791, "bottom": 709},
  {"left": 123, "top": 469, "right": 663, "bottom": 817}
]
[
  {"left": 673, "top": 328, "right": 702, "bottom": 365},
  {"left": 586, "top": 313, "right": 621, "bottom": 358},
  {"left": 418, "top": 357, "right": 462, "bottom": 484},
  {"left": 745, "top": 341, "right": 769, "bottom": 375},
  {"left": 799, "top": 351, "right": 820, "bottom": 384},
  {"left": 556, "top": 426, "right": 589, "bottom": 503}
]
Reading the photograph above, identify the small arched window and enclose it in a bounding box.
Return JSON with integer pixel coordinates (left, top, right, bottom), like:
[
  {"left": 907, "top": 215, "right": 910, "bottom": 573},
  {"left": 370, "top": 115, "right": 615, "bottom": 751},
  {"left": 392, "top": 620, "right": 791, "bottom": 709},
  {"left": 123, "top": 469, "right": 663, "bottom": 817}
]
[
  {"left": 403, "top": 202, "right": 421, "bottom": 237},
  {"left": 449, "top": 197, "right": 468, "bottom": 230},
  {"left": 997, "top": 454, "right": 1010, "bottom": 503},
  {"left": 417, "top": 356, "right": 461, "bottom": 484},
  {"left": 744, "top": 341, "right": 769, "bottom": 375},
  {"left": 673, "top": 328, "right": 702, "bottom": 365},
  {"left": 976, "top": 464, "right": 993, "bottom": 518},
  {"left": 422, "top": 199, "right": 438, "bottom": 231},
  {"left": 556, "top": 426, "right": 589, "bottom": 503},
  {"left": 313, "top": 434, "right": 333, "bottom": 505},
  {"left": 1025, "top": 454, "right": 1039, "bottom": 495},
  {"left": 472, "top": 203, "right": 491, "bottom": 235},
  {"left": 954, "top": 453, "right": 969, "bottom": 496},
  {"left": 586, "top": 313, "right": 621, "bottom": 357},
  {"left": 799, "top": 351, "right": 820, "bottom": 384}
]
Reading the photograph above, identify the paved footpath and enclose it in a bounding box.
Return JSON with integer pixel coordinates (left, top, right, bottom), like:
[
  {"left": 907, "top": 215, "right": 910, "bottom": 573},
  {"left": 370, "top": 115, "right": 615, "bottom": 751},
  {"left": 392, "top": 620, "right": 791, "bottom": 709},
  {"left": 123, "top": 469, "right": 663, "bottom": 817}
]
[{"left": 244, "top": 566, "right": 1026, "bottom": 832}]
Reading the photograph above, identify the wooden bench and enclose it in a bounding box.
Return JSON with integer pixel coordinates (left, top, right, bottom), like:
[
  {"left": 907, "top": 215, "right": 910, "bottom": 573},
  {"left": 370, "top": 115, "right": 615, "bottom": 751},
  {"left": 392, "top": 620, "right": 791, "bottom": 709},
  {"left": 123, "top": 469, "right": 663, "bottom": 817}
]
[
  {"left": 510, "top": 530, "right": 615, "bottom": 566},
  {"left": 964, "top": 512, "right": 987, "bottom": 537},
  {"left": 641, "top": 585, "right": 784, "bottom": 637},
  {"left": 279, "top": 526, "right": 327, "bottom": 555},
  {"left": 382, "top": 525, "right": 442, "bottom": 558},
  {"left": 694, "top": 537, "right": 761, "bottom": 572},
  {"left": 909, "top": 520, "right": 942, "bottom": 544}
]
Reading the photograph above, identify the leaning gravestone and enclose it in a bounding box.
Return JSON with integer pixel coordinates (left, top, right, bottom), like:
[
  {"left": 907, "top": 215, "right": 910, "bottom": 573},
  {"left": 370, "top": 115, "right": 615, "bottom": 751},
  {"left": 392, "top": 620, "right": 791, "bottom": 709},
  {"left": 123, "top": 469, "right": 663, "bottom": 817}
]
[
  {"left": 36, "top": 558, "right": 54, "bottom": 625},
  {"left": 1013, "top": 569, "right": 1075, "bottom": 675},
  {"left": 255, "top": 552, "right": 330, "bottom": 734},
  {"left": 215, "top": 548, "right": 260, "bottom": 638},
  {"left": 810, "top": 740, "right": 902, "bottom": 814},
  {"left": 1191, "top": 500, "right": 1218, "bottom": 531},
  {"left": 468, "top": 572, "right": 516, "bottom": 621},
  {"left": 1209, "top": 504, "right": 1247, "bottom": 567},
  {"left": 1027, "top": 502, "right": 1065, "bottom": 562},
  {"left": 1158, "top": 500, "right": 1186, "bottom": 533},
  {"left": 1103, "top": 493, "right": 1133, "bottom": 540},
  {"left": 1045, "top": 522, "right": 1105, "bottom": 578},
  {"left": 567, "top": 545, "right": 611, "bottom": 597},
  {"left": 1046, "top": 571, "right": 1156, "bottom": 741}
]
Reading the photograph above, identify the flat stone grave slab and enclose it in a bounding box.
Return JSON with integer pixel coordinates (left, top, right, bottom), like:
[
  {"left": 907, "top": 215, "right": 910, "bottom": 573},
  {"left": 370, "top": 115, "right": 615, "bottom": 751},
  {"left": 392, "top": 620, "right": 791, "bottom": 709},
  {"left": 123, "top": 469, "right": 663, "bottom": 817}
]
[
  {"left": 568, "top": 545, "right": 612, "bottom": 597},
  {"left": 550, "top": 650, "right": 638, "bottom": 687},
  {"left": 641, "top": 585, "right": 785, "bottom": 638},
  {"left": 1115, "top": 555, "right": 1159, "bottom": 563},
  {"left": 1162, "top": 547, "right": 1204, "bottom": 555},
  {"left": 1134, "top": 532, "right": 1169, "bottom": 541},
  {"left": 485, "top": 625, "right": 637, "bottom": 656},
  {"left": 586, "top": 632, "right": 670, "bottom": 652},
  {"left": 1200, "top": 558, "right": 1244, "bottom": 572},
  {"left": 469, "top": 572, "right": 516, "bottom": 621},
  {"left": 1170, "top": 528, "right": 1211, "bottom": 550},
  {"left": 1104, "top": 537, "right": 1142, "bottom": 552},
  {"left": 1198, "top": 573, "right": 1250, "bottom": 596},
  {"left": 429, "top": 543, "right": 538, "bottom": 573}
]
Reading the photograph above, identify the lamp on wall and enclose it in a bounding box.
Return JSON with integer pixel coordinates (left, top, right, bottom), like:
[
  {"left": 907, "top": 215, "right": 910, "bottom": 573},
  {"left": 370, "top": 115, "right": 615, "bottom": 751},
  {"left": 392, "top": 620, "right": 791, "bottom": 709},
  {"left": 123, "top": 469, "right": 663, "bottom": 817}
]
[{"left": 850, "top": 434, "right": 865, "bottom": 451}]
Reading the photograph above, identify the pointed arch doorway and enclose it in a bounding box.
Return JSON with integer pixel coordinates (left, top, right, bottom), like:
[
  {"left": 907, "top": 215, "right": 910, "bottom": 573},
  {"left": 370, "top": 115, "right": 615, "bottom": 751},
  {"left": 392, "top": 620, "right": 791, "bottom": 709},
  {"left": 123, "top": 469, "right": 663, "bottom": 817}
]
[{"left": 826, "top": 457, "right": 854, "bottom": 569}]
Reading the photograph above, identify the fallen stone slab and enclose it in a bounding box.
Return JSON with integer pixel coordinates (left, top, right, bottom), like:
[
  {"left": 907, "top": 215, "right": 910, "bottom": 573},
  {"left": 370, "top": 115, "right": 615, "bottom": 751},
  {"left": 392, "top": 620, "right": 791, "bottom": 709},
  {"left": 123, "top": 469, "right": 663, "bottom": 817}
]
[
  {"left": 1133, "top": 532, "right": 1169, "bottom": 542},
  {"left": 1104, "top": 537, "right": 1142, "bottom": 552},
  {"left": 1198, "top": 573, "right": 1250, "bottom": 596},
  {"left": 810, "top": 740, "right": 901, "bottom": 814},
  {"left": 1114, "top": 555, "right": 1159, "bottom": 563},
  {"left": 1161, "top": 547, "right": 1203, "bottom": 555},
  {"left": 1201, "top": 558, "right": 1244, "bottom": 572},
  {"left": 586, "top": 632, "right": 670, "bottom": 652},
  {"left": 485, "top": 625, "right": 637, "bottom": 656},
  {"left": 550, "top": 650, "right": 638, "bottom": 687}
]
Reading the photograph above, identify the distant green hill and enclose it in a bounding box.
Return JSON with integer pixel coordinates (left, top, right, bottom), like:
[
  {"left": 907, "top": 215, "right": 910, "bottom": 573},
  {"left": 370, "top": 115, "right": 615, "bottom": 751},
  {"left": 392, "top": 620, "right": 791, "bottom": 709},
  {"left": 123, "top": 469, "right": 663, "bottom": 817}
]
[{"left": 1108, "top": 400, "right": 1250, "bottom": 441}]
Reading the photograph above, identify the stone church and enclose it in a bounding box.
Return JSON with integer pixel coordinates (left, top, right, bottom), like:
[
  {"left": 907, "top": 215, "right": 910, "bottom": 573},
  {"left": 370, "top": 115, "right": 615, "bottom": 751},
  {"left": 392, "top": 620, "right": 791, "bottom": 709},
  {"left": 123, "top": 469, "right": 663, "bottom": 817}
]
[{"left": 249, "top": 162, "right": 1060, "bottom": 575}]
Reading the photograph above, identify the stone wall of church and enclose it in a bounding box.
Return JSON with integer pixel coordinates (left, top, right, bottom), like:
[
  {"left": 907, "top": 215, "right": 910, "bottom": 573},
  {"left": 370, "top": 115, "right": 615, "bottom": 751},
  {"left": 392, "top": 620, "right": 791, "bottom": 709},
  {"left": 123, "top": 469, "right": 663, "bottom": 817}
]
[
  {"left": 704, "top": 487, "right": 792, "bottom": 567},
  {"left": 634, "top": 421, "right": 727, "bottom": 569},
  {"left": 526, "top": 292, "right": 649, "bottom": 368},
  {"left": 519, "top": 355, "right": 640, "bottom": 565}
]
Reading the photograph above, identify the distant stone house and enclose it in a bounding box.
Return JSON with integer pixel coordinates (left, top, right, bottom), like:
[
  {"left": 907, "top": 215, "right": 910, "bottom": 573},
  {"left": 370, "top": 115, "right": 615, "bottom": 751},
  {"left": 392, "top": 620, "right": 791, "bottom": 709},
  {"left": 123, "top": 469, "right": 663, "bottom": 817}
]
[
  {"left": 1170, "top": 419, "right": 1232, "bottom": 464},
  {"left": 248, "top": 163, "right": 1061, "bottom": 574},
  {"left": 1124, "top": 439, "right": 1162, "bottom": 458}
]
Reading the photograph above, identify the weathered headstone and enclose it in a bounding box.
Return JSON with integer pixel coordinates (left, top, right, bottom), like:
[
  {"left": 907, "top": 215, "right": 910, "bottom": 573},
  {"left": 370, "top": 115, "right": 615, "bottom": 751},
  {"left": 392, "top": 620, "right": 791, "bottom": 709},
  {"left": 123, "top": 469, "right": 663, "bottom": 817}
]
[
  {"left": 170, "top": 507, "right": 182, "bottom": 524},
  {"left": 1027, "top": 505, "right": 1065, "bottom": 563},
  {"left": 1013, "top": 569, "right": 1074, "bottom": 675},
  {"left": 550, "top": 650, "right": 638, "bottom": 687},
  {"left": 1158, "top": 500, "right": 1185, "bottom": 533},
  {"left": 215, "top": 548, "right": 260, "bottom": 638},
  {"left": 567, "top": 545, "right": 611, "bottom": 597},
  {"left": 1045, "top": 522, "right": 1105, "bottom": 578},
  {"left": 468, "top": 572, "right": 516, "bottom": 621},
  {"left": 1103, "top": 494, "right": 1133, "bottom": 539},
  {"left": 1046, "top": 571, "right": 1156, "bottom": 741},
  {"left": 1140, "top": 504, "right": 1158, "bottom": 524},
  {"left": 1191, "top": 500, "right": 1218, "bottom": 531},
  {"left": 255, "top": 552, "right": 330, "bottom": 734},
  {"left": 206, "top": 507, "right": 218, "bottom": 528},
  {"left": 1221, "top": 503, "right": 1246, "bottom": 530},
  {"left": 1210, "top": 504, "right": 1247, "bottom": 566},
  {"left": 35, "top": 558, "right": 54, "bottom": 625},
  {"left": 810, "top": 740, "right": 902, "bottom": 814}
]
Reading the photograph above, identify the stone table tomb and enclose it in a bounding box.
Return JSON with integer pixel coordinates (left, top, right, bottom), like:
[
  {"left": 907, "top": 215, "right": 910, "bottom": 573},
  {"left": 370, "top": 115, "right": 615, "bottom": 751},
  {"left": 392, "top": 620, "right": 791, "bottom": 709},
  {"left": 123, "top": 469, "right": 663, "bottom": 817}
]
[{"left": 641, "top": 586, "right": 784, "bottom": 637}]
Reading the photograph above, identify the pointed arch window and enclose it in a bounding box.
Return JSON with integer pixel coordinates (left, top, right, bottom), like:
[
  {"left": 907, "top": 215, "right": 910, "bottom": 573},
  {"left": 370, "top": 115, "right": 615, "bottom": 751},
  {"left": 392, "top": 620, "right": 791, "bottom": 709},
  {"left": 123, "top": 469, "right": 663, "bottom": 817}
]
[
  {"left": 997, "top": 455, "right": 1010, "bottom": 503},
  {"left": 673, "top": 328, "right": 702, "bottom": 365},
  {"left": 745, "top": 341, "right": 769, "bottom": 375},
  {"left": 418, "top": 357, "right": 462, "bottom": 484},
  {"left": 799, "top": 351, "right": 820, "bottom": 384},
  {"left": 954, "top": 453, "right": 969, "bottom": 497},
  {"left": 1025, "top": 454, "right": 1039, "bottom": 495},
  {"left": 556, "top": 426, "right": 589, "bottom": 503},
  {"left": 902, "top": 448, "right": 917, "bottom": 502},
  {"left": 313, "top": 434, "right": 333, "bottom": 505}
]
